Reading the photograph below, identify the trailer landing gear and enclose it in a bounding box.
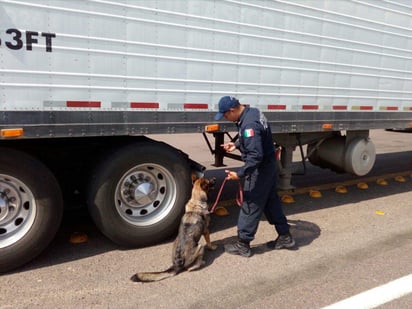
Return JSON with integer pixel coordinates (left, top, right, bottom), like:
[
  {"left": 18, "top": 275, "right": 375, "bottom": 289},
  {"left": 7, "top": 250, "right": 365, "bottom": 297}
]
[{"left": 204, "top": 130, "right": 376, "bottom": 191}]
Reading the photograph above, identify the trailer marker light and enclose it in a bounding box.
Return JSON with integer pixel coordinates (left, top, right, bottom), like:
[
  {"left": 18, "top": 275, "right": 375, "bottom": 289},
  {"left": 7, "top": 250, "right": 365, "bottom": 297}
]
[
  {"left": 1, "top": 128, "right": 24, "bottom": 138},
  {"left": 205, "top": 124, "right": 220, "bottom": 132},
  {"left": 322, "top": 123, "right": 333, "bottom": 130}
]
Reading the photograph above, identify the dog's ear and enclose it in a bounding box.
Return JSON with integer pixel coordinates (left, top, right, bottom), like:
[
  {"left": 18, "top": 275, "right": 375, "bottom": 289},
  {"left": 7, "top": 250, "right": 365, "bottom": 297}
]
[
  {"left": 191, "top": 172, "right": 199, "bottom": 184},
  {"left": 199, "top": 178, "right": 211, "bottom": 191}
]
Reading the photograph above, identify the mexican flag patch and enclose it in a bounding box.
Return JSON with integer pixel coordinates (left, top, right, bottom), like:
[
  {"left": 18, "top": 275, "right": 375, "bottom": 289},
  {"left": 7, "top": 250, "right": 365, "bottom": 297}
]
[{"left": 244, "top": 128, "right": 254, "bottom": 137}]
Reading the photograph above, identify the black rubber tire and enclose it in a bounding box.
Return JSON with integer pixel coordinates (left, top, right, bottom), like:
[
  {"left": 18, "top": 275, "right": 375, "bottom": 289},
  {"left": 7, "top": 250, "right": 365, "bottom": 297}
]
[
  {"left": 87, "top": 141, "right": 192, "bottom": 247},
  {"left": 0, "top": 148, "right": 63, "bottom": 273}
]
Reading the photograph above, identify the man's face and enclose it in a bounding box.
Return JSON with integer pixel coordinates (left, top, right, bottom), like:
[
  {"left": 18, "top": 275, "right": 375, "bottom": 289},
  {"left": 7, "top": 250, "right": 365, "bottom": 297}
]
[{"left": 224, "top": 108, "right": 238, "bottom": 122}]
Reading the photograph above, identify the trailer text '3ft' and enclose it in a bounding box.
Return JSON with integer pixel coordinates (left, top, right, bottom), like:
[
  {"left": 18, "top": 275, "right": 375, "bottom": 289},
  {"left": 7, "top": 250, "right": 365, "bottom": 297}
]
[{"left": 0, "top": 28, "right": 56, "bottom": 52}]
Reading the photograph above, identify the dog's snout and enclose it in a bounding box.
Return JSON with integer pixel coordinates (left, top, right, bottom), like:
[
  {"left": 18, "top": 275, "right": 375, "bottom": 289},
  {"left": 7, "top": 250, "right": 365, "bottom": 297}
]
[{"left": 207, "top": 177, "right": 216, "bottom": 190}]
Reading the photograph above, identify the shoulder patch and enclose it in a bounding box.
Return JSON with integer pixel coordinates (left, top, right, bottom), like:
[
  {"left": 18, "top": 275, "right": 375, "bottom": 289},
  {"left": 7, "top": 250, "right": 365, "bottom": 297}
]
[{"left": 243, "top": 128, "right": 254, "bottom": 137}]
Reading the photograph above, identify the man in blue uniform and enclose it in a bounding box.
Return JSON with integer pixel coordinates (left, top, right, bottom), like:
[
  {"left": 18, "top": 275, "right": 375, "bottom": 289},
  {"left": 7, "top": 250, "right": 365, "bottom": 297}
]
[{"left": 214, "top": 96, "right": 295, "bottom": 257}]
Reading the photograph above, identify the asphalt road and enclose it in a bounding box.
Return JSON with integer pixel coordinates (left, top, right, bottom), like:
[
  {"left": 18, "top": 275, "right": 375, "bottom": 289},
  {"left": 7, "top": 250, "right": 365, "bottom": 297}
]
[{"left": 1, "top": 129, "right": 412, "bottom": 308}]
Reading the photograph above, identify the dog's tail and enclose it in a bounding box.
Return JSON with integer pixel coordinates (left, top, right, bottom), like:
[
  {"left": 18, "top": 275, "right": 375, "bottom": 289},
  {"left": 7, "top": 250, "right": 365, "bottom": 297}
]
[{"left": 130, "top": 266, "right": 180, "bottom": 283}]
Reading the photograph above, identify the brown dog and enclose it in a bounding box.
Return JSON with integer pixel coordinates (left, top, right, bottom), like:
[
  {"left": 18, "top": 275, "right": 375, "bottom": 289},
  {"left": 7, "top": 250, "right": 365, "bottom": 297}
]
[{"left": 131, "top": 177, "right": 217, "bottom": 282}]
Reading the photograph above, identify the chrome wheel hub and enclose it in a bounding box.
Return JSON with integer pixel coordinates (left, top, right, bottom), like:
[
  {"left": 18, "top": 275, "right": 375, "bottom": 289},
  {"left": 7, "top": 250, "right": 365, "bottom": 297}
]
[
  {"left": 0, "top": 175, "right": 36, "bottom": 248},
  {"left": 115, "top": 164, "right": 176, "bottom": 226}
]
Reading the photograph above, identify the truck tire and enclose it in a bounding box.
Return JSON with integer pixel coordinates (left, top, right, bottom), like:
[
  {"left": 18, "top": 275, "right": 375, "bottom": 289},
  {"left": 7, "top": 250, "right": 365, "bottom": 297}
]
[
  {"left": 0, "top": 148, "right": 63, "bottom": 273},
  {"left": 87, "top": 141, "right": 192, "bottom": 247}
]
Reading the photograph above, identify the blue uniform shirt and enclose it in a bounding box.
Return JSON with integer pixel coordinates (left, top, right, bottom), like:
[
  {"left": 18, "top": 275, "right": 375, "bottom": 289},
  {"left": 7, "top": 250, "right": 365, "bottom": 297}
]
[{"left": 235, "top": 106, "right": 275, "bottom": 178}]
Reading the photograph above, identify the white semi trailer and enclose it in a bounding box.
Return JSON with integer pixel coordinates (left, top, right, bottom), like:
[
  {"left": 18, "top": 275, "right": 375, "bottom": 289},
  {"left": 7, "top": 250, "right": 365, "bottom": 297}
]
[{"left": 1, "top": 0, "right": 412, "bottom": 272}]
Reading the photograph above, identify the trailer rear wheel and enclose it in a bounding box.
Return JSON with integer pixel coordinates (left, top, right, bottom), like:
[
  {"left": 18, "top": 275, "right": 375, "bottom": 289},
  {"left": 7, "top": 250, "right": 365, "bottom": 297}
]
[
  {"left": 0, "top": 148, "right": 63, "bottom": 273},
  {"left": 87, "top": 141, "right": 192, "bottom": 247}
]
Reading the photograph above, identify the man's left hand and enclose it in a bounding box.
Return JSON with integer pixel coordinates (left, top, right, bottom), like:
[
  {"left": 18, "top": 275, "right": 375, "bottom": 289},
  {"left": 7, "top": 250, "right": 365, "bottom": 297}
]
[{"left": 225, "top": 170, "right": 240, "bottom": 180}]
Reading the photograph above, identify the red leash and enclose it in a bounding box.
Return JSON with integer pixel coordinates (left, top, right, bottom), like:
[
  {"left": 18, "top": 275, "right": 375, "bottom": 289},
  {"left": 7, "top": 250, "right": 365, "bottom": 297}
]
[{"left": 209, "top": 178, "right": 243, "bottom": 213}]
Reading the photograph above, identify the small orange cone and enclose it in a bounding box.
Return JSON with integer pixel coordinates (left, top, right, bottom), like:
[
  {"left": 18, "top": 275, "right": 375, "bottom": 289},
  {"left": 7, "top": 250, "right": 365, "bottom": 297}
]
[
  {"left": 376, "top": 178, "right": 388, "bottom": 186},
  {"left": 214, "top": 206, "right": 229, "bottom": 216},
  {"left": 309, "top": 190, "right": 322, "bottom": 198},
  {"left": 395, "top": 176, "right": 406, "bottom": 183},
  {"left": 335, "top": 185, "right": 347, "bottom": 193},
  {"left": 357, "top": 182, "right": 368, "bottom": 189},
  {"left": 281, "top": 195, "right": 295, "bottom": 203},
  {"left": 70, "top": 232, "right": 88, "bottom": 244}
]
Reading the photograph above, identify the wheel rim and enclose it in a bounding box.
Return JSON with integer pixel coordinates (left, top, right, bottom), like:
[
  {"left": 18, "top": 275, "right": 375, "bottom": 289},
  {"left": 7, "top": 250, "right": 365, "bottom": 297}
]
[
  {"left": 115, "top": 163, "right": 177, "bottom": 226},
  {"left": 0, "top": 174, "right": 36, "bottom": 248}
]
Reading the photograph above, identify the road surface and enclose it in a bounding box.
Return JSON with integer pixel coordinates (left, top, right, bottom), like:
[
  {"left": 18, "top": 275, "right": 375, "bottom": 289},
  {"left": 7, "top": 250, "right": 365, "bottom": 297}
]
[{"left": 1, "top": 129, "right": 412, "bottom": 308}]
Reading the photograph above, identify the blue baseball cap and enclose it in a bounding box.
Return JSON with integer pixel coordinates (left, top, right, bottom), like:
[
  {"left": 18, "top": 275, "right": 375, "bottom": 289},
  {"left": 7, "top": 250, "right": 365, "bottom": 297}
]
[{"left": 214, "top": 96, "right": 240, "bottom": 120}]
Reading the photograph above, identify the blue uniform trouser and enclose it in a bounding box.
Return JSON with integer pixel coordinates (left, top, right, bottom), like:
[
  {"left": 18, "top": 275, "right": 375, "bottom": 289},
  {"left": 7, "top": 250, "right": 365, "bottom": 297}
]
[{"left": 238, "top": 159, "right": 290, "bottom": 242}]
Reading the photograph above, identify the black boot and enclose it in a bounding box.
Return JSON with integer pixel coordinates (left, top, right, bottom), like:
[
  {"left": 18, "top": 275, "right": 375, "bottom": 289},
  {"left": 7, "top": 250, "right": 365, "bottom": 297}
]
[
  {"left": 267, "top": 232, "right": 296, "bottom": 250},
  {"left": 224, "top": 238, "right": 252, "bottom": 257}
]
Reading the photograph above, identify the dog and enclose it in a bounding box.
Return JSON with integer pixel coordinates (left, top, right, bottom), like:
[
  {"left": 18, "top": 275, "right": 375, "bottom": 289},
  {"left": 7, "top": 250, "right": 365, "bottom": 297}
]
[{"left": 131, "top": 177, "right": 217, "bottom": 282}]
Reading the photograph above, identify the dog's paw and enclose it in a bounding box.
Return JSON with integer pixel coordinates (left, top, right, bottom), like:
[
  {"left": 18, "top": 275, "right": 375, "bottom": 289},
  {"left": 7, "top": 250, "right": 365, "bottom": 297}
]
[
  {"left": 188, "top": 261, "right": 205, "bottom": 272},
  {"left": 207, "top": 243, "right": 218, "bottom": 250}
]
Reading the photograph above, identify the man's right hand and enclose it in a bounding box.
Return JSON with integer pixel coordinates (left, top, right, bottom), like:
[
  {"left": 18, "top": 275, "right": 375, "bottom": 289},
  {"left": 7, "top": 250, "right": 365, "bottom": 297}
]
[{"left": 221, "top": 142, "right": 236, "bottom": 152}]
